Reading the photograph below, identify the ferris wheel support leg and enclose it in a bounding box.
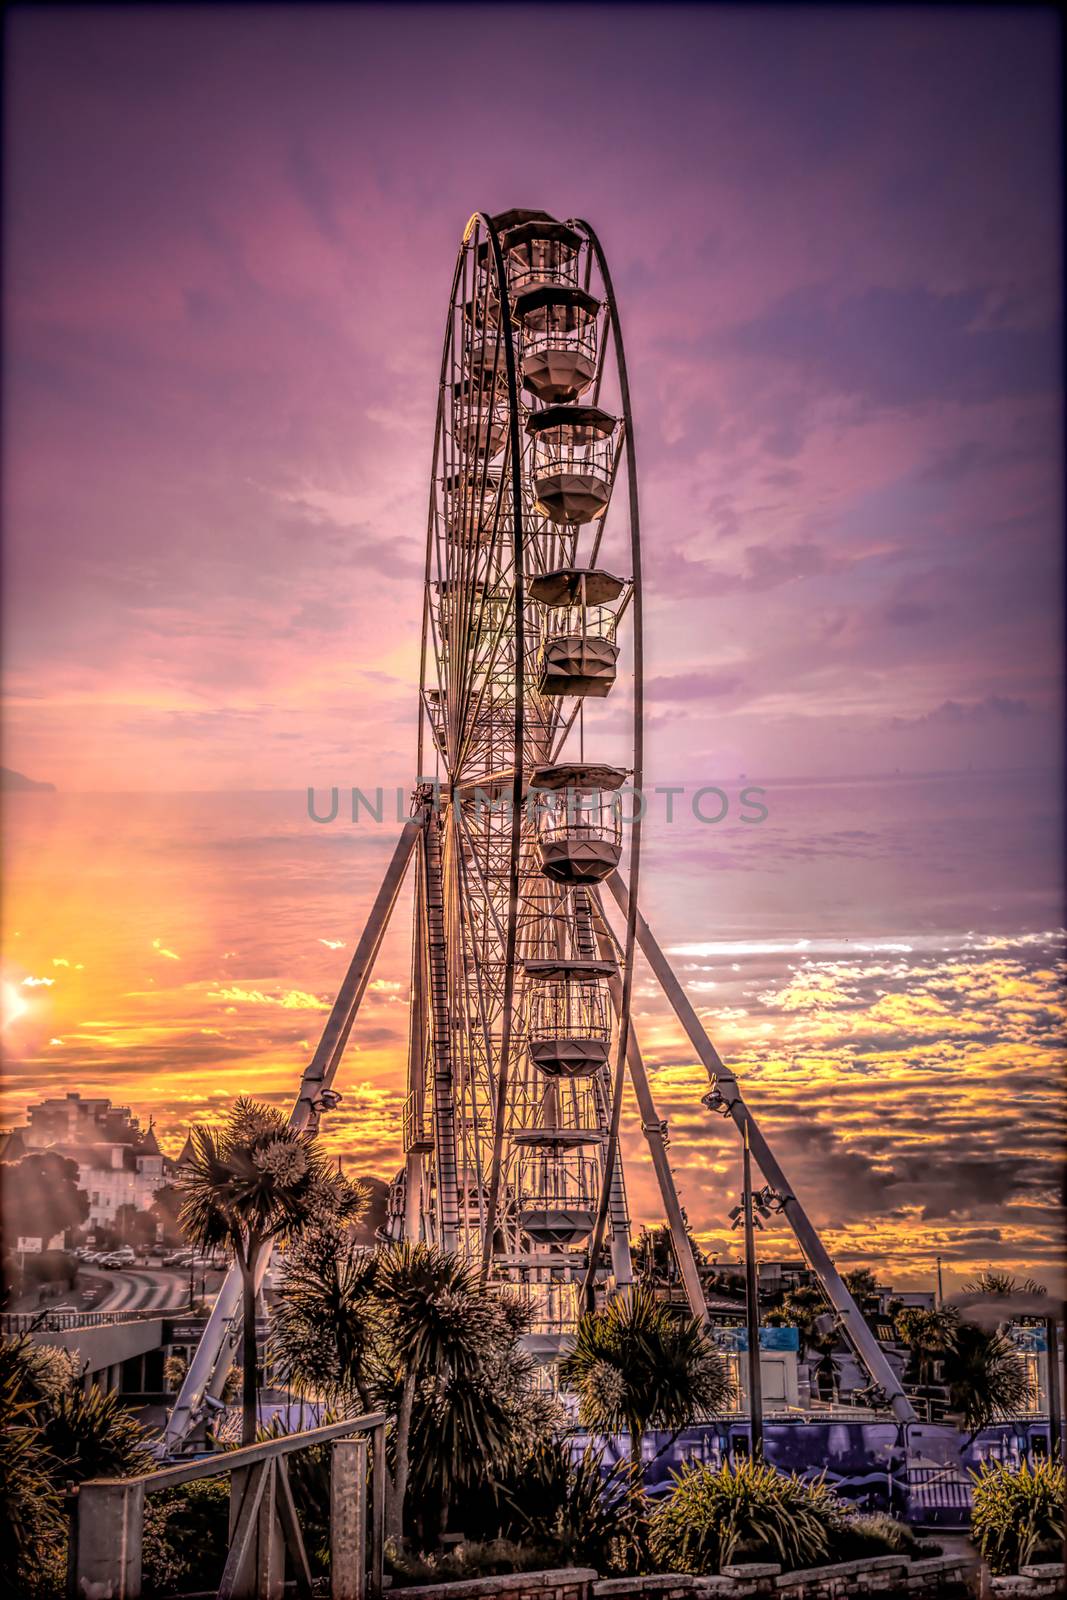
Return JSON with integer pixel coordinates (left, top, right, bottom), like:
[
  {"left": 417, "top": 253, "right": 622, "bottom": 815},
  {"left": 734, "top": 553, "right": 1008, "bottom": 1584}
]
[
  {"left": 163, "top": 814, "right": 425, "bottom": 1454},
  {"left": 590, "top": 893, "right": 708, "bottom": 1326},
  {"left": 604, "top": 871, "right": 917, "bottom": 1426}
]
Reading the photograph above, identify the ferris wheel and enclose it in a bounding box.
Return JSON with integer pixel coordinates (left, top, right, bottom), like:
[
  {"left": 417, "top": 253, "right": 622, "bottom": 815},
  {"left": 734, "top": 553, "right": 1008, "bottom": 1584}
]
[
  {"left": 165, "top": 211, "right": 915, "bottom": 1450},
  {"left": 390, "top": 208, "right": 650, "bottom": 1345}
]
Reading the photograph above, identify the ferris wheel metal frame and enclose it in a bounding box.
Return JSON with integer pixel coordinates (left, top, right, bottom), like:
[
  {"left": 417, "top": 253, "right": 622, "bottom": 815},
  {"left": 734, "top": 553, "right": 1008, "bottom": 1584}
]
[{"left": 164, "top": 210, "right": 914, "bottom": 1453}]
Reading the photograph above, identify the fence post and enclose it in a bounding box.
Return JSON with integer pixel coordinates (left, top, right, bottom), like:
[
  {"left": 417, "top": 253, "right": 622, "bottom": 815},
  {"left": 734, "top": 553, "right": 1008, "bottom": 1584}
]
[
  {"left": 370, "top": 1420, "right": 386, "bottom": 1599},
  {"left": 331, "top": 1437, "right": 368, "bottom": 1600},
  {"left": 257, "top": 1458, "right": 285, "bottom": 1599},
  {"left": 73, "top": 1478, "right": 145, "bottom": 1599}
]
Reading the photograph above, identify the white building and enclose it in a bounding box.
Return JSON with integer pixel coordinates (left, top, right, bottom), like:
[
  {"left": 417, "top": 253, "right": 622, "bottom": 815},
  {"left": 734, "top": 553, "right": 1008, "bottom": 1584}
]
[{"left": 2, "top": 1093, "right": 171, "bottom": 1231}]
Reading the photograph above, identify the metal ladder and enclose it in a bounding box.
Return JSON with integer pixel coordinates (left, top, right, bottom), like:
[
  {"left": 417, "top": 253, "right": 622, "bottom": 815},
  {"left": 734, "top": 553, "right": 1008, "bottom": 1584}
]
[{"left": 424, "top": 816, "right": 461, "bottom": 1253}]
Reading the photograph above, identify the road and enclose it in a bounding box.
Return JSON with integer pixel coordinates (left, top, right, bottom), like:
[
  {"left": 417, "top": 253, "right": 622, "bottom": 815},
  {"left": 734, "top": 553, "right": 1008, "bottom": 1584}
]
[{"left": 89, "top": 1267, "right": 221, "bottom": 1313}]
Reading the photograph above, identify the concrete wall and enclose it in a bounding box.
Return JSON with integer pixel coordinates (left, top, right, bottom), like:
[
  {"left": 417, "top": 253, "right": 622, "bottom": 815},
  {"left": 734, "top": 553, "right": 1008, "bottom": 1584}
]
[
  {"left": 394, "top": 1559, "right": 973, "bottom": 1600},
  {"left": 36, "top": 1316, "right": 164, "bottom": 1382},
  {"left": 592, "top": 1557, "right": 972, "bottom": 1597}
]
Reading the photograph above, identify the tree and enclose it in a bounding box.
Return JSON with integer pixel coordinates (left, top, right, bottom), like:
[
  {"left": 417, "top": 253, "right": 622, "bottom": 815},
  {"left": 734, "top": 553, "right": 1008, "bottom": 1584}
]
[
  {"left": 273, "top": 1234, "right": 554, "bottom": 1544},
  {"left": 403, "top": 1290, "right": 561, "bottom": 1541},
  {"left": 894, "top": 1308, "right": 960, "bottom": 1399},
  {"left": 559, "top": 1288, "right": 734, "bottom": 1499},
  {"left": 271, "top": 1223, "right": 381, "bottom": 1411},
  {"left": 633, "top": 1222, "right": 705, "bottom": 1291},
  {"left": 177, "top": 1098, "right": 364, "bottom": 1444},
  {"left": 114, "top": 1203, "right": 156, "bottom": 1252},
  {"left": 765, "top": 1284, "right": 839, "bottom": 1400},
  {"left": 376, "top": 1242, "right": 502, "bottom": 1542},
  {"left": 841, "top": 1268, "right": 881, "bottom": 1318},
  {"left": 0, "top": 1334, "right": 157, "bottom": 1597},
  {"left": 1, "top": 1152, "right": 88, "bottom": 1250},
  {"left": 151, "top": 1184, "right": 187, "bottom": 1248},
  {"left": 945, "top": 1323, "right": 1032, "bottom": 1438},
  {"left": 963, "top": 1270, "right": 1047, "bottom": 1299}
]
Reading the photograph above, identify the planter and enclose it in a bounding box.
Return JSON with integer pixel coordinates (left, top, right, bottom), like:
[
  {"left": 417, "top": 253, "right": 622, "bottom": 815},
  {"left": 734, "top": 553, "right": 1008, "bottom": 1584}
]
[
  {"left": 398, "top": 1568, "right": 599, "bottom": 1600},
  {"left": 990, "top": 1565, "right": 1066, "bottom": 1598},
  {"left": 591, "top": 1553, "right": 975, "bottom": 1597}
]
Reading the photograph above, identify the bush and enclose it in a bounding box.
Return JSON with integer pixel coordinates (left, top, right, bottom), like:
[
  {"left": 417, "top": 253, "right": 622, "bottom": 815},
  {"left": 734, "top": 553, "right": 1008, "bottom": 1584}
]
[
  {"left": 831, "top": 1510, "right": 919, "bottom": 1562},
  {"left": 142, "top": 1476, "right": 230, "bottom": 1597},
  {"left": 0, "top": 1367, "right": 65, "bottom": 1598},
  {"left": 41, "top": 1384, "right": 156, "bottom": 1482},
  {"left": 648, "top": 1458, "right": 842, "bottom": 1574},
  {"left": 971, "top": 1457, "right": 1065, "bottom": 1576},
  {"left": 21, "top": 1251, "right": 77, "bottom": 1292},
  {"left": 495, "top": 1441, "right": 641, "bottom": 1574}
]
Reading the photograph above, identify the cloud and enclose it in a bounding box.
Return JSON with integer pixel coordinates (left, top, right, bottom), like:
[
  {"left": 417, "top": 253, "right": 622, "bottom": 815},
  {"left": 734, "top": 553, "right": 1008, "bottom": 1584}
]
[{"left": 890, "top": 695, "right": 1031, "bottom": 730}]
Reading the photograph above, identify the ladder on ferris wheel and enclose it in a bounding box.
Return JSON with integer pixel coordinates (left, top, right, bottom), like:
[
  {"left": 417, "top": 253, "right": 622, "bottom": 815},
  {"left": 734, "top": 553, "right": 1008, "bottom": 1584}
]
[{"left": 423, "top": 812, "right": 462, "bottom": 1253}]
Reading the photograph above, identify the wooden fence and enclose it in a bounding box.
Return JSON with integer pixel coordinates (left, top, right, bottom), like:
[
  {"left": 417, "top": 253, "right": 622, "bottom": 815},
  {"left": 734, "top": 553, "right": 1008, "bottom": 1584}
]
[{"left": 69, "top": 1411, "right": 389, "bottom": 1600}]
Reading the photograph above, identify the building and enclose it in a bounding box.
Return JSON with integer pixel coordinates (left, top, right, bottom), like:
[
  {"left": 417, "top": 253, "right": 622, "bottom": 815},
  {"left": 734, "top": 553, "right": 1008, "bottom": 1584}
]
[{"left": 2, "top": 1092, "right": 173, "bottom": 1232}]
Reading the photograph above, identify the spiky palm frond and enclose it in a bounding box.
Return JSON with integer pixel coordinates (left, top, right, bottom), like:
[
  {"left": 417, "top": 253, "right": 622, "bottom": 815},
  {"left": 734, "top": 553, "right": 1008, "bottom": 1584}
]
[
  {"left": 177, "top": 1098, "right": 365, "bottom": 1259},
  {"left": 962, "top": 1269, "right": 1047, "bottom": 1298},
  {"left": 0, "top": 1362, "right": 65, "bottom": 1596},
  {"left": 497, "top": 1443, "right": 639, "bottom": 1572},
  {"left": 559, "top": 1288, "right": 735, "bottom": 1440},
  {"left": 377, "top": 1242, "right": 496, "bottom": 1381},
  {"left": 271, "top": 1230, "right": 382, "bottom": 1405},
  {"left": 947, "top": 1323, "right": 1033, "bottom": 1435}
]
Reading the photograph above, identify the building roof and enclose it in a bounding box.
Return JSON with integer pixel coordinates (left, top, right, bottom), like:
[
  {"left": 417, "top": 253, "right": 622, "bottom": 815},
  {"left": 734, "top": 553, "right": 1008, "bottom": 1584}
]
[
  {"left": 138, "top": 1125, "right": 163, "bottom": 1158},
  {"left": 0, "top": 1128, "right": 28, "bottom": 1162}
]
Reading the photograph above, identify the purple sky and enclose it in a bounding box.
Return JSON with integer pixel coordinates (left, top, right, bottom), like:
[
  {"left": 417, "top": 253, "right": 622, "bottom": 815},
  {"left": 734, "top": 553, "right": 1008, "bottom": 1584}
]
[
  {"left": 2, "top": 8, "right": 1064, "bottom": 1291},
  {"left": 3, "top": 4, "right": 1062, "bottom": 791}
]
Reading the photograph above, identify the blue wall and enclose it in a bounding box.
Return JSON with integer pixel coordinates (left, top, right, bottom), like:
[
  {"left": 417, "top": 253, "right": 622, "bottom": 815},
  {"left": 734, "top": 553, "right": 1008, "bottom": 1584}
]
[{"left": 571, "top": 1416, "right": 1060, "bottom": 1527}]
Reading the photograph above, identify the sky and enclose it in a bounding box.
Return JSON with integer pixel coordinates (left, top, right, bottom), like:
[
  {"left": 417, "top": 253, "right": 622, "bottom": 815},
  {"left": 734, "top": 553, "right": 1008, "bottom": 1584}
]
[{"left": 2, "top": 5, "right": 1064, "bottom": 1291}]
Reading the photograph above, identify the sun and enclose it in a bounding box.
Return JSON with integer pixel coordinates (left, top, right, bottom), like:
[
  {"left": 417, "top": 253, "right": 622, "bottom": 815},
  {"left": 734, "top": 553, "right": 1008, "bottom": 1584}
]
[{"left": 1, "top": 981, "right": 30, "bottom": 1031}]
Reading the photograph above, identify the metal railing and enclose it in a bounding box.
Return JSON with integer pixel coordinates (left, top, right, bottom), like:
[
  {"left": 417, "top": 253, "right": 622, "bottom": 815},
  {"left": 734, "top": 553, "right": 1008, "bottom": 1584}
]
[
  {"left": 1, "top": 1308, "right": 161, "bottom": 1334},
  {"left": 70, "top": 1410, "right": 389, "bottom": 1600}
]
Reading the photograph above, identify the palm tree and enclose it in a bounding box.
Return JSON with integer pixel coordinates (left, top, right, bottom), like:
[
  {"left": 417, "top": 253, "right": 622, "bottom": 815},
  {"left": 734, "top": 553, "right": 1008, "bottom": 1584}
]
[
  {"left": 272, "top": 1225, "right": 381, "bottom": 1411},
  {"left": 946, "top": 1322, "right": 1032, "bottom": 1438},
  {"left": 841, "top": 1268, "right": 880, "bottom": 1319},
  {"left": 559, "top": 1288, "right": 734, "bottom": 1497},
  {"left": 963, "top": 1270, "right": 1047, "bottom": 1298},
  {"left": 177, "top": 1097, "right": 363, "bottom": 1443},
  {"left": 765, "top": 1284, "right": 838, "bottom": 1401},
  {"left": 376, "top": 1242, "right": 498, "bottom": 1543},
  {"left": 894, "top": 1307, "right": 959, "bottom": 1411}
]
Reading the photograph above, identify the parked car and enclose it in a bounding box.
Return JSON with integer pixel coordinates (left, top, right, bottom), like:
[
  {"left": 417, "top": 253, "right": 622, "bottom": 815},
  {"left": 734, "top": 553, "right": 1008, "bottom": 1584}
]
[
  {"left": 98, "top": 1251, "right": 134, "bottom": 1269},
  {"left": 162, "top": 1250, "right": 192, "bottom": 1267}
]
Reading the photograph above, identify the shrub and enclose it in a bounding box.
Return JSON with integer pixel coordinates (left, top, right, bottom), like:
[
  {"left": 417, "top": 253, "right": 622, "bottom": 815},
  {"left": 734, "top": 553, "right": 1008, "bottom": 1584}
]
[
  {"left": 648, "top": 1458, "right": 842, "bottom": 1574},
  {"left": 971, "top": 1457, "right": 1065, "bottom": 1576},
  {"left": 496, "top": 1441, "right": 641, "bottom": 1573},
  {"left": 41, "top": 1384, "right": 156, "bottom": 1482},
  {"left": 0, "top": 1367, "right": 65, "bottom": 1598},
  {"left": 141, "top": 1476, "right": 230, "bottom": 1597},
  {"left": 831, "top": 1510, "right": 919, "bottom": 1562}
]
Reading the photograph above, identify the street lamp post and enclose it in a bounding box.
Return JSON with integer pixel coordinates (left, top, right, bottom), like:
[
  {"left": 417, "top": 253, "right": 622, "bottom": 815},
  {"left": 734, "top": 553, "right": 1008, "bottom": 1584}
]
[{"left": 742, "top": 1125, "right": 763, "bottom": 1460}]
